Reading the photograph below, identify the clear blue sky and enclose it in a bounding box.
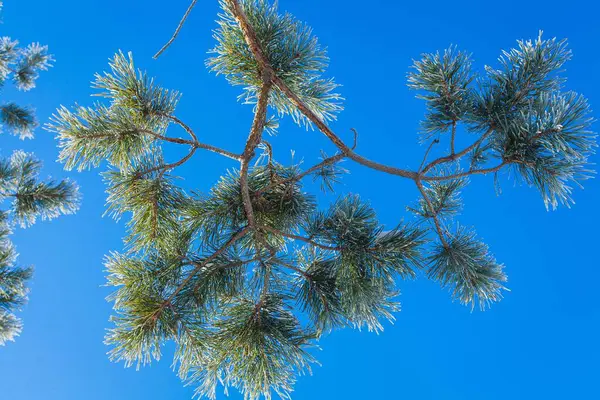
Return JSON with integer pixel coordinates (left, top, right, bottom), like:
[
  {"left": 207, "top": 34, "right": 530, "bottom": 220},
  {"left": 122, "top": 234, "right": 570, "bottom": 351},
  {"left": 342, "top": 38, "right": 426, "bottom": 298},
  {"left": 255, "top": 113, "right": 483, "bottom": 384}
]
[{"left": 1, "top": 0, "right": 599, "bottom": 399}]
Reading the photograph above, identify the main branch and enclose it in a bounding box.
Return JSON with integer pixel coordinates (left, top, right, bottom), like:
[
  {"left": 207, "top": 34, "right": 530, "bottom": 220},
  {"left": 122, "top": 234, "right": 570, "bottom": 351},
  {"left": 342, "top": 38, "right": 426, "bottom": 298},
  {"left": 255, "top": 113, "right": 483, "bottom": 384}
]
[{"left": 240, "top": 78, "right": 273, "bottom": 227}]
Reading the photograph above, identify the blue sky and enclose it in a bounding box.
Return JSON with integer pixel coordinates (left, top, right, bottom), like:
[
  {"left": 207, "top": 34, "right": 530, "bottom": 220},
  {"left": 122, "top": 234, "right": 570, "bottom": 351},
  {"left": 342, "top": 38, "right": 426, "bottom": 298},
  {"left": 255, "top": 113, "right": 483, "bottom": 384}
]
[{"left": 1, "top": 0, "right": 599, "bottom": 399}]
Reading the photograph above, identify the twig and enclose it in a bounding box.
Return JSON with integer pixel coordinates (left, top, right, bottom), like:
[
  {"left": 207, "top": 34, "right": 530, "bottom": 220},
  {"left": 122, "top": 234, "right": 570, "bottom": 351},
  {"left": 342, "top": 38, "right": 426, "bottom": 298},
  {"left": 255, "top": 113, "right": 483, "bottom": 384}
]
[
  {"left": 192, "top": 255, "right": 261, "bottom": 295},
  {"left": 421, "top": 127, "right": 494, "bottom": 174},
  {"left": 253, "top": 151, "right": 347, "bottom": 198},
  {"left": 153, "top": 0, "right": 199, "bottom": 59},
  {"left": 415, "top": 179, "right": 449, "bottom": 248},
  {"left": 164, "top": 114, "right": 242, "bottom": 161},
  {"left": 424, "top": 161, "right": 508, "bottom": 182},
  {"left": 450, "top": 120, "right": 457, "bottom": 155},
  {"left": 262, "top": 225, "right": 341, "bottom": 251},
  {"left": 419, "top": 138, "right": 440, "bottom": 172},
  {"left": 136, "top": 146, "right": 197, "bottom": 178}
]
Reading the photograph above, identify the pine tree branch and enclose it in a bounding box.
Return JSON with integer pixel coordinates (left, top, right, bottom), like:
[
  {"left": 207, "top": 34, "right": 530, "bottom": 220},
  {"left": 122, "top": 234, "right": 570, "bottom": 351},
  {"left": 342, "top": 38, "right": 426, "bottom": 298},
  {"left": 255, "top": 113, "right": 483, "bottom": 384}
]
[
  {"left": 240, "top": 78, "right": 273, "bottom": 227},
  {"left": 275, "top": 260, "right": 311, "bottom": 278},
  {"left": 224, "top": 0, "right": 420, "bottom": 181},
  {"left": 158, "top": 226, "right": 250, "bottom": 313},
  {"left": 153, "top": 0, "right": 199, "bottom": 59},
  {"left": 136, "top": 146, "right": 198, "bottom": 178},
  {"left": 254, "top": 152, "right": 347, "bottom": 198},
  {"left": 425, "top": 160, "right": 509, "bottom": 181},
  {"left": 224, "top": 0, "right": 273, "bottom": 75},
  {"left": 166, "top": 1, "right": 496, "bottom": 185},
  {"left": 415, "top": 179, "right": 449, "bottom": 248},
  {"left": 163, "top": 113, "right": 242, "bottom": 161},
  {"left": 421, "top": 127, "right": 494, "bottom": 174},
  {"left": 261, "top": 225, "right": 341, "bottom": 251},
  {"left": 450, "top": 121, "right": 457, "bottom": 155},
  {"left": 191, "top": 255, "right": 261, "bottom": 295}
]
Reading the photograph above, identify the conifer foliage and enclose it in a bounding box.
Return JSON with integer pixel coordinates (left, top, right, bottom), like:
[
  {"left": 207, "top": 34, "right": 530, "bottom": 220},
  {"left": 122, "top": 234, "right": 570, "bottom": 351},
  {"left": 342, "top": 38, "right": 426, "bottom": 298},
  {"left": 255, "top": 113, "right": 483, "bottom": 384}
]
[
  {"left": 0, "top": 2, "right": 80, "bottom": 345},
  {"left": 49, "top": 0, "right": 596, "bottom": 398}
]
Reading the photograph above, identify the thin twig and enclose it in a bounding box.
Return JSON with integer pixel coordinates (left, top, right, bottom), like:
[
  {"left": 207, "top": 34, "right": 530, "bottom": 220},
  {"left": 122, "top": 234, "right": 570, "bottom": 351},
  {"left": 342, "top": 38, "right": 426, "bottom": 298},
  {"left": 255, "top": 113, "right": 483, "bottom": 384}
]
[
  {"left": 423, "top": 161, "right": 508, "bottom": 182},
  {"left": 419, "top": 138, "right": 440, "bottom": 172},
  {"left": 421, "top": 127, "right": 494, "bottom": 174},
  {"left": 450, "top": 120, "right": 457, "bottom": 155},
  {"left": 153, "top": 0, "right": 199, "bottom": 59},
  {"left": 275, "top": 260, "right": 311, "bottom": 278},
  {"left": 262, "top": 225, "right": 341, "bottom": 251},
  {"left": 137, "top": 146, "right": 198, "bottom": 178},
  {"left": 191, "top": 255, "right": 261, "bottom": 295},
  {"left": 164, "top": 114, "right": 242, "bottom": 161},
  {"left": 163, "top": 113, "right": 199, "bottom": 142}
]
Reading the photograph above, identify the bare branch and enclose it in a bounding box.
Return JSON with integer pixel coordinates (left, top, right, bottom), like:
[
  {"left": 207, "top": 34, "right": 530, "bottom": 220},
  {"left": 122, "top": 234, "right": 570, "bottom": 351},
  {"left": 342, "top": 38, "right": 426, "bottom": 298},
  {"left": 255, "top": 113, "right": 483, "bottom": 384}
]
[
  {"left": 153, "top": 0, "right": 199, "bottom": 59},
  {"left": 419, "top": 138, "right": 440, "bottom": 172},
  {"left": 164, "top": 114, "right": 242, "bottom": 161},
  {"left": 137, "top": 146, "right": 197, "bottom": 179},
  {"left": 163, "top": 113, "right": 199, "bottom": 142}
]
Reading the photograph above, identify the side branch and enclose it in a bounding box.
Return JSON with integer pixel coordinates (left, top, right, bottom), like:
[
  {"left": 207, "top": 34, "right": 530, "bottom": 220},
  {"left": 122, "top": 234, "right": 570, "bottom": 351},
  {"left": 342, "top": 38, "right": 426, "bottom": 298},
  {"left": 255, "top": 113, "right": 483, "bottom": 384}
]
[
  {"left": 272, "top": 75, "right": 420, "bottom": 179},
  {"left": 419, "top": 138, "right": 440, "bottom": 172},
  {"left": 421, "top": 127, "right": 494, "bottom": 174},
  {"left": 160, "top": 226, "right": 250, "bottom": 311},
  {"left": 163, "top": 115, "right": 242, "bottom": 161},
  {"left": 142, "top": 129, "right": 196, "bottom": 146},
  {"left": 415, "top": 179, "right": 449, "bottom": 248},
  {"left": 253, "top": 151, "right": 347, "bottom": 198},
  {"left": 423, "top": 161, "right": 508, "bottom": 181},
  {"left": 153, "top": 0, "right": 199, "bottom": 59},
  {"left": 450, "top": 121, "right": 457, "bottom": 155},
  {"left": 262, "top": 225, "right": 341, "bottom": 251},
  {"left": 136, "top": 146, "right": 198, "bottom": 178}
]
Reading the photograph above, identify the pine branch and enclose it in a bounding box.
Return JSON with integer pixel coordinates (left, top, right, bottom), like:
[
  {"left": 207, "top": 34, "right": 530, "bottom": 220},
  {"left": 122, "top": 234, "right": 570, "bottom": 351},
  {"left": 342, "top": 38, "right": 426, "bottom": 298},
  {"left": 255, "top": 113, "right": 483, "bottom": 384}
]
[
  {"left": 262, "top": 225, "right": 341, "bottom": 251},
  {"left": 422, "top": 127, "right": 495, "bottom": 174},
  {"left": 164, "top": 114, "right": 242, "bottom": 161},
  {"left": 159, "top": 226, "right": 250, "bottom": 314},
  {"left": 450, "top": 121, "right": 457, "bottom": 155},
  {"left": 224, "top": 0, "right": 420, "bottom": 180},
  {"left": 52, "top": 3, "right": 596, "bottom": 398},
  {"left": 415, "top": 179, "right": 449, "bottom": 248},
  {"left": 240, "top": 79, "right": 273, "bottom": 228},
  {"left": 425, "top": 161, "right": 509, "bottom": 182}
]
